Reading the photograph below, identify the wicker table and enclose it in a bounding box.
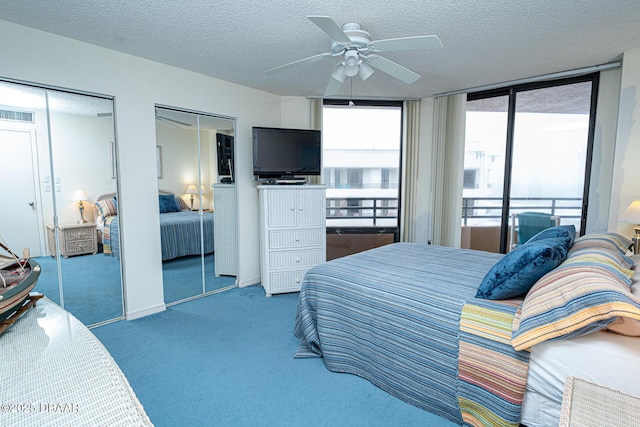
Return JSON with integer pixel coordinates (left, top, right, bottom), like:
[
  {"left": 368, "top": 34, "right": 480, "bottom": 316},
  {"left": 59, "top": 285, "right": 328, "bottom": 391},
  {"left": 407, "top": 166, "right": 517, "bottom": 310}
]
[
  {"left": 0, "top": 297, "right": 152, "bottom": 426},
  {"left": 559, "top": 376, "right": 640, "bottom": 427},
  {"left": 46, "top": 223, "right": 97, "bottom": 258}
]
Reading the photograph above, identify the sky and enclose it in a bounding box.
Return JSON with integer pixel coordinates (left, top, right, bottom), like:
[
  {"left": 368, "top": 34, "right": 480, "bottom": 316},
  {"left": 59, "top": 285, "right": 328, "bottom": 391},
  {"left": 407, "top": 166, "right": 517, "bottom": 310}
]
[{"left": 322, "top": 105, "right": 401, "bottom": 150}]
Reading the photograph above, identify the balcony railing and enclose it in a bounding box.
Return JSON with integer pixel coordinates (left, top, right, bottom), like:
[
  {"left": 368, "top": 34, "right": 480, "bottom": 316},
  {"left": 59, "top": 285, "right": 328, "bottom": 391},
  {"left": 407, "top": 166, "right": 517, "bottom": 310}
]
[
  {"left": 326, "top": 197, "right": 398, "bottom": 227},
  {"left": 461, "top": 196, "right": 583, "bottom": 226},
  {"left": 325, "top": 196, "right": 582, "bottom": 228}
]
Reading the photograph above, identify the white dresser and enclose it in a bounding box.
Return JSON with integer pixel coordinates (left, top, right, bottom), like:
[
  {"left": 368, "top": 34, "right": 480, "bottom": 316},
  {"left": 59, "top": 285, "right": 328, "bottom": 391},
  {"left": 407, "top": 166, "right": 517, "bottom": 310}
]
[
  {"left": 213, "top": 183, "right": 237, "bottom": 276},
  {"left": 258, "top": 185, "right": 326, "bottom": 296}
]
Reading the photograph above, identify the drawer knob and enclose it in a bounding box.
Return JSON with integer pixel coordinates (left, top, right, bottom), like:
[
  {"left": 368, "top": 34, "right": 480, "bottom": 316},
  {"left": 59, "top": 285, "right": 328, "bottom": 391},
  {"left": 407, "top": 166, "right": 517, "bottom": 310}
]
[
  {"left": 296, "top": 278, "right": 300, "bottom": 283},
  {"left": 295, "top": 258, "right": 300, "bottom": 263}
]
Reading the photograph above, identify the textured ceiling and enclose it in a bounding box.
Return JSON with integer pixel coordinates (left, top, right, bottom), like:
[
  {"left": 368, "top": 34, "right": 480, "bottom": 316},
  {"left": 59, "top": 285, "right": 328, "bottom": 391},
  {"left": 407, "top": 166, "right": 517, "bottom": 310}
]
[{"left": 1, "top": 1, "right": 640, "bottom": 99}]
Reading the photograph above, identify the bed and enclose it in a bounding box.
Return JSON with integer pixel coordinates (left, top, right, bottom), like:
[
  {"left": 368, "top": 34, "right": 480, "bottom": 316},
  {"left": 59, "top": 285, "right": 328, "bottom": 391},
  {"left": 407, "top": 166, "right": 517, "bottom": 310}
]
[
  {"left": 94, "top": 191, "right": 214, "bottom": 261},
  {"left": 294, "top": 230, "right": 640, "bottom": 427}
]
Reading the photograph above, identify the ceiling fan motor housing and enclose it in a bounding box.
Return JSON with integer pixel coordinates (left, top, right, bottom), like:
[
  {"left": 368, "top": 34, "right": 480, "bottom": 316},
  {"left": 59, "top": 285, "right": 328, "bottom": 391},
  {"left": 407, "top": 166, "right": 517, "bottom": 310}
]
[{"left": 331, "top": 22, "right": 372, "bottom": 54}]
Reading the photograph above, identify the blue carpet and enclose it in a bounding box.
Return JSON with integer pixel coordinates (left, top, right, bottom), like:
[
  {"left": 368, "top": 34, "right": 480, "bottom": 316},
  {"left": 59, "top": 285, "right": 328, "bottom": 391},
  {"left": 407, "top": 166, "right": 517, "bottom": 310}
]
[
  {"left": 163, "top": 254, "right": 236, "bottom": 304},
  {"left": 93, "top": 286, "right": 457, "bottom": 427},
  {"left": 32, "top": 254, "right": 123, "bottom": 325},
  {"left": 32, "top": 253, "right": 236, "bottom": 326}
]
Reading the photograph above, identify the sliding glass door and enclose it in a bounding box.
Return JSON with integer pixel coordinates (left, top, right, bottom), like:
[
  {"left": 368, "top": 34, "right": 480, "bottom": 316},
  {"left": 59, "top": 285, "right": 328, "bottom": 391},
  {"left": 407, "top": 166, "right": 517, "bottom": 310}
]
[{"left": 462, "top": 75, "right": 598, "bottom": 253}]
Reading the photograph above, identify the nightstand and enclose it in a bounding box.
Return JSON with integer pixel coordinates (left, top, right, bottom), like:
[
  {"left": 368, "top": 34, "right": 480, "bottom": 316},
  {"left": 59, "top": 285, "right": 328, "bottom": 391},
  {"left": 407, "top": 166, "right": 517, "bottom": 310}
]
[{"left": 46, "top": 223, "right": 97, "bottom": 258}]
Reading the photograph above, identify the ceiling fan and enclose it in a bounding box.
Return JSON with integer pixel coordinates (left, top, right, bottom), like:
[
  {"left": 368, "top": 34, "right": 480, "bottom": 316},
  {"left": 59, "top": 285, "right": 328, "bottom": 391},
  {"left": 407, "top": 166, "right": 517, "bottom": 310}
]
[{"left": 265, "top": 16, "right": 443, "bottom": 96}]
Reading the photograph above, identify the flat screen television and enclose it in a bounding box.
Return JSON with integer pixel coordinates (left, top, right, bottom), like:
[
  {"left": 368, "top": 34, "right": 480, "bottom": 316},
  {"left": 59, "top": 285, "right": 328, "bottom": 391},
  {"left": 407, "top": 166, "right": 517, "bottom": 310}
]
[
  {"left": 252, "top": 126, "right": 321, "bottom": 179},
  {"left": 216, "top": 133, "right": 234, "bottom": 180}
]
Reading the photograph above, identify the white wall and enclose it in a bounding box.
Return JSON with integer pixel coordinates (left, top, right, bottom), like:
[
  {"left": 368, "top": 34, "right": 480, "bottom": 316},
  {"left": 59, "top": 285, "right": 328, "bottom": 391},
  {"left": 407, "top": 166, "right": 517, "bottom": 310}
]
[
  {"left": 588, "top": 68, "right": 621, "bottom": 232},
  {"left": 0, "top": 20, "right": 282, "bottom": 319},
  {"left": 613, "top": 48, "right": 640, "bottom": 237}
]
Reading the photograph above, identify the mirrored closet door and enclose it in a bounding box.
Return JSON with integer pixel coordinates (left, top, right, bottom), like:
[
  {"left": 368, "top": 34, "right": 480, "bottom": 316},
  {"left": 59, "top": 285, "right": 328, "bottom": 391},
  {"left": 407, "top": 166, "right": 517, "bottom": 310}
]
[
  {"left": 0, "top": 80, "right": 123, "bottom": 326},
  {"left": 154, "top": 106, "right": 237, "bottom": 305}
]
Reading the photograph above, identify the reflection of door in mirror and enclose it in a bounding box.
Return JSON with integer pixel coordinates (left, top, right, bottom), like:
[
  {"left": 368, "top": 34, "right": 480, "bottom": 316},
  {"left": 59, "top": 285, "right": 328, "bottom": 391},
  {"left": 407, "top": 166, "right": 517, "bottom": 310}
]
[
  {"left": 0, "top": 80, "right": 123, "bottom": 326},
  {"left": 154, "top": 107, "right": 237, "bottom": 306}
]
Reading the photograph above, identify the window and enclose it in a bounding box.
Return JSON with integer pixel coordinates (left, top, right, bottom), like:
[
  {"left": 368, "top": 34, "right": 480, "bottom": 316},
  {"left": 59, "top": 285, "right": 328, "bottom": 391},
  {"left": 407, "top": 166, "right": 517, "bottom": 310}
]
[
  {"left": 463, "top": 169, "right": 478, "bottom": 189},
  {"left": 323, "top": 100, "right": 403, "bottom": 259}
]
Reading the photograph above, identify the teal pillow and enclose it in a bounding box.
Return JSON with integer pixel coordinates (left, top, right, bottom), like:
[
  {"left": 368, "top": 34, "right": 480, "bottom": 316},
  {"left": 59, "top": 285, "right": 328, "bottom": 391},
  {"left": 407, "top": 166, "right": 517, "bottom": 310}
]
[
  {"left": 475, "top": 236, "right": 570, "bottom": 300},
  {"left": 159, "top": 194, "right": 180, "bottom": 213},
  {"left": 528, "top": 225, "right": 576, "bottom": 250}
]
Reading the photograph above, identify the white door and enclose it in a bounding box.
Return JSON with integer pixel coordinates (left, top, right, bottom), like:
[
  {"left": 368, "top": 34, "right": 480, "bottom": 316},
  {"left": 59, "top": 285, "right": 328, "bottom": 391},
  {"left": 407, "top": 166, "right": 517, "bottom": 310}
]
[{"left": 0, "top": 129, "right": 42, "bottom": 256}]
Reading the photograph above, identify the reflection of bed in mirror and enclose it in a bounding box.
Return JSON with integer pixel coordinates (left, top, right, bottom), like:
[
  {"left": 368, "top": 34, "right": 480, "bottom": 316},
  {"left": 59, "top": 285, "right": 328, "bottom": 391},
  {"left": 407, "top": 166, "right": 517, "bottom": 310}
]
[{"left": 93, "top": 191, "right": 214, "bottom": 261}]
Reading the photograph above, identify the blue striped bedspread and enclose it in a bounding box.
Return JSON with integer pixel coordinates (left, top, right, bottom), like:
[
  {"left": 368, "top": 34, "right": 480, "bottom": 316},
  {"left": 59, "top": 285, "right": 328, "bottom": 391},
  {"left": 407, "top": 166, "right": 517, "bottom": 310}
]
[
  {"left": 294, "top": 242, "right": 530, "bottom": 426},
  {"left": 104, "top": 211, "right": 214, "bottom": 261}
]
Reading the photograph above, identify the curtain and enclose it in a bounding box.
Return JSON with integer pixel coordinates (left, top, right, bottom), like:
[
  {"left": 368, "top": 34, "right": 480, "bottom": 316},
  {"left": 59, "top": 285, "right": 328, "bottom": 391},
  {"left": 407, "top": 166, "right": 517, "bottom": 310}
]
[
  {"left": 430, "top": 93, "right": 467, "bottom": 247},
  {"left": 402, "top": 100, "right": 421, "bottom": 242}
]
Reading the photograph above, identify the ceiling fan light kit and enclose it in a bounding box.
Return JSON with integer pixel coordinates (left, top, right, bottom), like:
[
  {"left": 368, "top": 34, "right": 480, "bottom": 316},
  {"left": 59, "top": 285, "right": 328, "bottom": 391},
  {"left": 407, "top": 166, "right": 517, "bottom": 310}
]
[
  {"left": 331, "top": 63, "right": 347, "bottom": 82},
  {"left": 358, "top": 62, "right": 375, "bottom": 81},
  {"left": 265, "top": 16, "right": 443, "bottom": 96},
  {"left": 343, "top": 50, "right": 360, "bottom": 77}
]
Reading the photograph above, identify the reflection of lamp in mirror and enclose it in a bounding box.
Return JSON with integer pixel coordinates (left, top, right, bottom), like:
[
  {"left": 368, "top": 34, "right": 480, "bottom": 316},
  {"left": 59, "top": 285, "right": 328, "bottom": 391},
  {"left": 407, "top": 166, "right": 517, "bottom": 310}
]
[
  {"left": 72, "top": 189, "right": 90, "bottom": 223},
  {"left": 619, "top": 200, "right": 640, "bottom": 254},
  {"left": 185, "top": 184, "right": 198, "bottom": 210}
]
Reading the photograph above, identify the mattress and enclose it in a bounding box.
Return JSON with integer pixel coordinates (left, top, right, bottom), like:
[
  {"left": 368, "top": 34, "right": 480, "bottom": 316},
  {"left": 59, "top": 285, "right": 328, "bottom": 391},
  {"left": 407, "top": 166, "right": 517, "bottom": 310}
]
[{"left": 521, "top": 328, "right": 640, "bottom": 427}]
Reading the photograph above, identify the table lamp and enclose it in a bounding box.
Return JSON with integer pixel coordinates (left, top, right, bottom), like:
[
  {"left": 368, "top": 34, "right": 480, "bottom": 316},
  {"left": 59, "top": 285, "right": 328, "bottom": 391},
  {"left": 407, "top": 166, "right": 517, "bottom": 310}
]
[
  {"left": 619, "top": 200, "right": 640, "bottom": 254},
  {"left": 72, "top": 189, "right": 90, "bottom": 223},
  {"left": 185, "top": 185, "right": 198, "bottom": 210}
]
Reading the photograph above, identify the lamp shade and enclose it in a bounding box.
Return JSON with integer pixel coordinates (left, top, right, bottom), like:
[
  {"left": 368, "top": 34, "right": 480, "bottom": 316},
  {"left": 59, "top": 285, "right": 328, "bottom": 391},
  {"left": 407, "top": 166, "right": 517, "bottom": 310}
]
[
  {"left": 331, "top": 64, "right": 346, "bottom": 83},
  {"left": 359, "top": 62, "right": 374, "bottom": 81},
  {"left": 620, "top": 200, "right": 640, "bottom": 224},
  {"left": 185, "top": 184, "right": 198, "bottom": 195},
  {"left": 72, "top": 189, "right": 90, "bottom": 202}
]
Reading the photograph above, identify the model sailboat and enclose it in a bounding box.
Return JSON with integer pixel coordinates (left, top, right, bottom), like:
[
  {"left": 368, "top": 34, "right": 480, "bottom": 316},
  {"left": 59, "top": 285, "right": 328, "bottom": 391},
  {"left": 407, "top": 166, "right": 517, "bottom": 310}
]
[{"left": 0, "top": 236, "right": 42, "bottom": 333}]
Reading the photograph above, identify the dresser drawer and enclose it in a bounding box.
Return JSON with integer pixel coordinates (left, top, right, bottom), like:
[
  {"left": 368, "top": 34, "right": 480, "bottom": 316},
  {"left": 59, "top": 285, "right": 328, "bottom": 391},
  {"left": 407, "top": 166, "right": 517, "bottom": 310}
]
[
  {"left": 64, "top": 239, "right": 96, "bottom": 256},
  {"left": 62, "top": 226, "right": 94, "bottom": 241},
  {"left": 268, "top": 248, "right": 325, "bottom": 270},
  {"left": 268, "top": 228, "right": 324, "bottom": 249},
  {"left": 268, "top": 269, "right": 310, "bottom": 293}
]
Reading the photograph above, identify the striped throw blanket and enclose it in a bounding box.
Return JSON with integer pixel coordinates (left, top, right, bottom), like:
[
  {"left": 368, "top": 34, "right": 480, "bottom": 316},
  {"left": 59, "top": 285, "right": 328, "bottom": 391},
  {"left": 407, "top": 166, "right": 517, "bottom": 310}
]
[
  {"left": 294, "top": 243, "right": 530, "bottom": 426},
  {"left": 458, "top": 299, "right": 530, "bottom": 426}
]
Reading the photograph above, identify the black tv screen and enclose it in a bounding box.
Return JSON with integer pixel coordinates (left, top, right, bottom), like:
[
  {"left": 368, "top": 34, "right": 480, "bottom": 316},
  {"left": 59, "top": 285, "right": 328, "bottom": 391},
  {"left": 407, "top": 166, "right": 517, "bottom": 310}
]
[
  {"left": 216, "top": 133, "right": 234, "bottom": 179},
  {"left": 252, "top": 127, "right": 321, "bottom": 178}
]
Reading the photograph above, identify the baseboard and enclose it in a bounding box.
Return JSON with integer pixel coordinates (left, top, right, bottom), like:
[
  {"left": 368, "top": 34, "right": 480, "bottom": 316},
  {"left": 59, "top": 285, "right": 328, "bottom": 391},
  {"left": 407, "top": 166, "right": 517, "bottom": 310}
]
[
  {"left": 125, "top": 303, "right": 166, "bottom": 320},
  {"left": 238, "top": 277, "right": 261, "bottom": 288}
]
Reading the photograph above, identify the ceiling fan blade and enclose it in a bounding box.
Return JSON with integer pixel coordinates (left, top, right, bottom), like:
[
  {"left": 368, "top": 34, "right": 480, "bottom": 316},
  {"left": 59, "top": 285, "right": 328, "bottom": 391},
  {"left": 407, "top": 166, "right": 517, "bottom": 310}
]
[
  {"left": 366, "top": 55, "right": 421, "bottom": 84},
  {"left": 156, "top": 116, "right": 193, "bottom": 127},
  {"left": 307, "top": 16, "right": 352, "bottom": 44},
  {"left": 324, "top": 76, "right": 344, "bottom": 97},
  {"left": 265, "top": 52, "right": 332, "bottom": 75},
  {"left": 371, "top": 35, "right": 443, "bottom": 52}
]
